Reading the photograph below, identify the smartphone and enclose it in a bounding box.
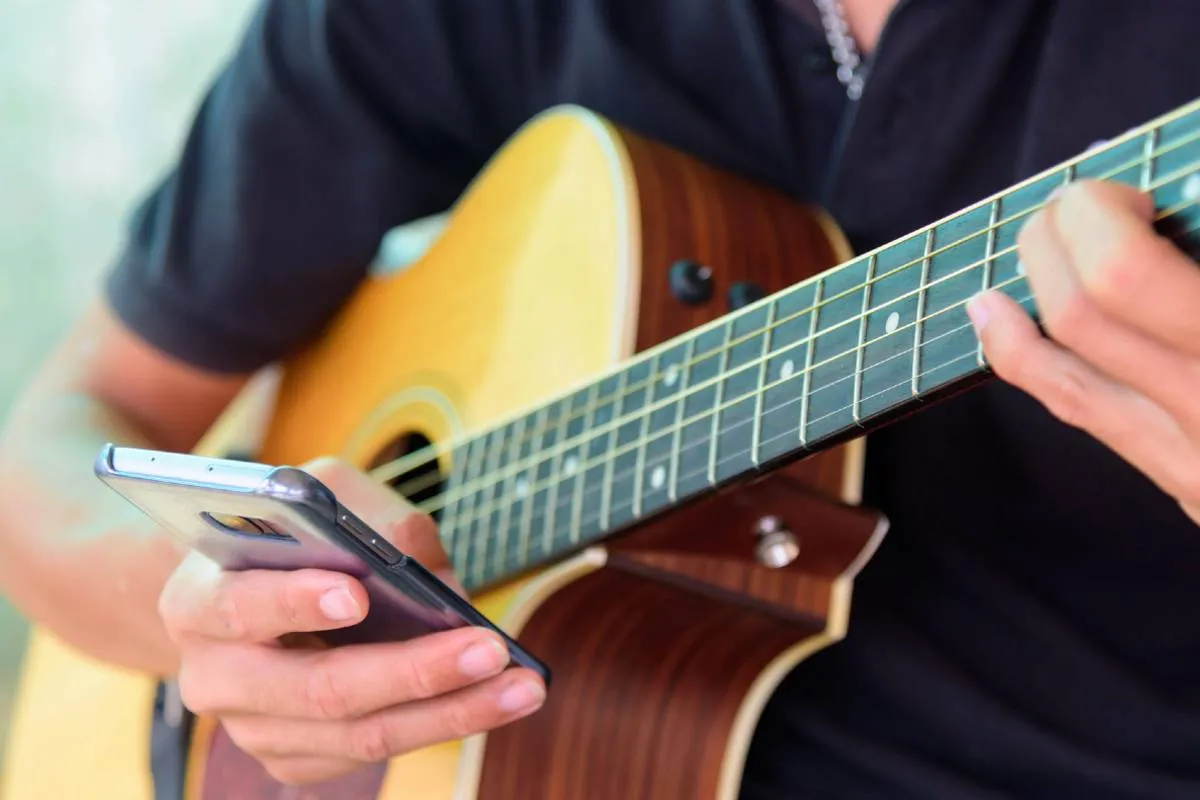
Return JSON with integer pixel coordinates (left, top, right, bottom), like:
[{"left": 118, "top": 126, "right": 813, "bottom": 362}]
[{"left": 94, "top": 443, "right": 550, "bottom": 684}]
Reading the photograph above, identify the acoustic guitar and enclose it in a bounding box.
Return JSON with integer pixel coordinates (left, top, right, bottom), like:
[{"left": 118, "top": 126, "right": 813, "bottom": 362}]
[{"left": 4, "top": 97, "right": 1200, "bottom": 800}]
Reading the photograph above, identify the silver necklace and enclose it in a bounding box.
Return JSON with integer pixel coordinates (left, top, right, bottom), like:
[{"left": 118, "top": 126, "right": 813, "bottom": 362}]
[{"left": 810, "top": 0, "right": 866, "bottom": 100}]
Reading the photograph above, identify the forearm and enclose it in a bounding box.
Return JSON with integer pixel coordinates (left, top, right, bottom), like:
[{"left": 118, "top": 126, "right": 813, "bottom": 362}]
[{"left": 0, "top": 390, "right": 183, "bottom": 676}]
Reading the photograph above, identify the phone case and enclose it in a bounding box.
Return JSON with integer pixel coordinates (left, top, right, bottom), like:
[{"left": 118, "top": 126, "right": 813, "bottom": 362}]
[{"left": 94, "top": 444, "right": 550, "bottom": 683}]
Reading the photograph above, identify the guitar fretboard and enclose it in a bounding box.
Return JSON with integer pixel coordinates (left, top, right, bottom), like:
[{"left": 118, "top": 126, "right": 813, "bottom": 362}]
[{"left": 424, "top": 97, "right": 1200, "bottom": 593}]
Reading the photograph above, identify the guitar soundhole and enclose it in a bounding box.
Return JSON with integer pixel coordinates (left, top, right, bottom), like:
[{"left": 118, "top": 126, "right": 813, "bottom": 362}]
[{"left": 367, "top": 431, "right": 446, "bottom": 521}]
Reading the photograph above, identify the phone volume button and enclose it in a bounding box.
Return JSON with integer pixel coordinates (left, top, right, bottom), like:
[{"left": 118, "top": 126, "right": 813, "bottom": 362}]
[
  {"left": 367, "top": 535, "right": 404, "bottom": 565},
  {"left": 339, "top": 512, "right": 404, "bottom": 565}
]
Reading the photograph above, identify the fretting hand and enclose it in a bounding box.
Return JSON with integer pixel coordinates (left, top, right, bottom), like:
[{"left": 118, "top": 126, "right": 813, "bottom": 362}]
[{"left": 969, "top": 179, "right": 1200, "bottom": 525}]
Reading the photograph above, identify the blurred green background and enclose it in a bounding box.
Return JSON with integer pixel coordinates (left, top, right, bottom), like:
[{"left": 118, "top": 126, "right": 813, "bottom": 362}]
[{"left": 0, "top": 0, "right": 254, "bottom": 783}]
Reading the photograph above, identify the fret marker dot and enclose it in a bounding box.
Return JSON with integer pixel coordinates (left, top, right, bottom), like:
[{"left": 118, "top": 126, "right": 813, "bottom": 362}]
[
  {"left": 563, "top": 454, "right": 579, "bottom": 476},
  {"left": 1016, "top": 259, "right": 1026, "bottom": 276},
  {"left": 649, "top": 465, "right": 667, "bottom": 490},
  {"left": 663, "top": 364, "right": 680, "bottom": 387},
  {"left": 780, "top": 359, "right": 795, "bottom": 380},
  {"left": 514, "top": 476, "right": 530, "bottom": 499},
  {"left": 1183, "top": 173, "right": 1200, "bottom": 202},
  {"left": 885, "top": 311, "right": 900, "bottom": 334}
]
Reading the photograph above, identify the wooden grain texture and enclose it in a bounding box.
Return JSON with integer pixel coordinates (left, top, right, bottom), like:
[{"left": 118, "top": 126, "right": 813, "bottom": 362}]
[
  {"left": 478, "top": 568, "right": 824, "bottom": 799},
  {"left": 191, "top": 107, "right": 648, "bottom": 800},
  {"left": 616, "top": 129, "right": 853, "bottom": 502},
  {"left": 2, "top": 106, "right": 869, "bottom": 800},
  {"left": 475, "top": 473, "right": 884, "bottom": 800},
  {"left": 606, "top": 473, "right": 887, "bottom": 621},
  {"left": 471, "top": 124, "right": 876, "bottom": 799}
]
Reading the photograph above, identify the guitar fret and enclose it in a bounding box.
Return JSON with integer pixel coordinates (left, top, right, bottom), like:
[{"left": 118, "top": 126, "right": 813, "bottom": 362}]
[
  {"left": 568, "top": 382, "right": 599, "bottom": 545},
  {"left": 798, "top": 277, "right": 823, "bottom": 445},
  {"left": 714, "top": 306, "right": 772, "bottom": 482},
  {"left": 430, "top": 98, "right": 1200, "bottom": 592},
  {"left": 599, "top": 370, "right": 627, "bottom": 530},
  {"left": 706, "top": 322, "right": 734, "bottom": 484},
  {"left": 851, "top": 254, "right": 876, "bottom": 424},
  {"left": 977, "top": 198, "right": 1000, "bottom": 367},
  {"left": 494, "top": 414, "right": 525, "bottom": 577},
  {"left": 539, "top": 400, "right": 571, "bottom": 558},
  {"left": 667, "top": 338, "right": 695, "bottom": 500},
  {"left": 632, "top": 354, "right": 659, "bottom": 517},
  {"left": 750, "top": 299, "right": 776, "bottom": 465},
  {"left": 1142, "top": 126, "right": 1160, "bottom": 190},
  {"left": 910, "top": 230, "right": 935, "bottom": 395},
  {"left": 461, "top": 436, "right": 489, "bottom": 589},
  {"left": 639, "top": 347, "right": 684, "bottom": 515},
  {"left": 1061, "top": 163, "right": 1076, "bottom": 197},
  {"left": 607, "top": 360, "right": 651, "bottom": 528},
  {"left": 674, "top": 326, "right": 724, "bottom": 498},
  {"left": 577, "top": 375, "right": 618, "bottom": 542},
  {"left": 513, "top": 406, "right": 547, "bottom": 578},
  {"left": 442, "top": 445, "right": 469, "bottom": 576},
  {"left": 482, "top": 427, "right": 510, "bottom": 583}
]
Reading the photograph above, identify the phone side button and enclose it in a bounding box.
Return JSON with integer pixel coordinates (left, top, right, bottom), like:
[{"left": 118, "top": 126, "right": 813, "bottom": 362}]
[
  {"left": 339, "top": 513, "right": 404, "bottom": 565},
  {"left": 366, "top": 535, "right": 404, "bottom": 565}
]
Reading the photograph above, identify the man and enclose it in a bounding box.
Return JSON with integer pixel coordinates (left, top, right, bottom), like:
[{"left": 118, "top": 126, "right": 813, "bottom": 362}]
[{"left": 1, "top": 0, "right": 1199, "bottom": 796}]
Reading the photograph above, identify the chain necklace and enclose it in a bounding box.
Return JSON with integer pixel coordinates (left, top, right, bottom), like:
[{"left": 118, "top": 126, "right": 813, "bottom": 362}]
[{"left": 810, "top": 0, "right": 866, "bottom": 100}]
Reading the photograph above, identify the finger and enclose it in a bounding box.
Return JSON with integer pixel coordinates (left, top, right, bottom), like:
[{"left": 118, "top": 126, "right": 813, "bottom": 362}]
[
  {"left": 159, "top": 550, "right": 368, "bottom": 643},
  {"left": 1052, "top": 180, "right": 1200, "bottom": 353},
  {"left": 249, "top": 755, "right": 361, "bottom": 787},
  {"left": 178, "top": 626, "right": 512, "bottom": 720},
  {"left": 223, "top": 667, "right": 546, "bottom": 763},
  {"left": 302, "top": 457, "right": 454, "bottom": 581},
  {"left": 969, "top": 289, "right": 1193, "bottom": 495},
  {"left": 1018, "top": 201, "right": 1200, "bottom": 426}
]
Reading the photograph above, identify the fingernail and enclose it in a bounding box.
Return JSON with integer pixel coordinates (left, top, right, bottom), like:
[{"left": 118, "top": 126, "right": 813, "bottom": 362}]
[
  {"left": 967, "top": 293, "right": 991, "bottom": 333},
  {"left": 498, "top": 679, "right": 545, "bottom": 713},
  {"left": 459, "top": 639, "right": 507, "bottom": 678},
  {"left": 319, "top": 586, "right": 362, "bottom": 621}
]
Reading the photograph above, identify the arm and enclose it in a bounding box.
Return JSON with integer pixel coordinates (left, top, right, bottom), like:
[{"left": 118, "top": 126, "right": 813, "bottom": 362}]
[
  {"left": 0, "top": 0, "right": 531, "bottom": 673},
  {"left": 0, "top": 299, "right": 248, "bottom": 674},
  {"left": 0, "top": 309, "right": 547, "bottom": 787},
  {"left": 0, "top": 0, "right": 552, "bottom": 782}
]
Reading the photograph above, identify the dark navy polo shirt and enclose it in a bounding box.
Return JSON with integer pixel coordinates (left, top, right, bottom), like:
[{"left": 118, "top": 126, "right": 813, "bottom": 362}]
[{"left": 104, "top": 1, "right": 1200, "bottom": 797}]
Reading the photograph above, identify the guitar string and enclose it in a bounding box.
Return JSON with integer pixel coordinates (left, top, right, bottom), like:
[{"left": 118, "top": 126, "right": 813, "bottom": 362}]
[
  {"left": 397, "top": 174, "right": 1200, "bottom": 516},
  {"left": 468, "top": 292, "right": 1032, "bottom": 581},
  {"left": 432, "top": 187, "right": 1200, "bottom": 531},
  {"left": 378, "top": 130, "right": 1198, "bottom": 495},
  {"left": 436, "top": 194, "right": 1200, "bottom": 557},
  {"left": 443, "top": 185, "right": 1200, "bottom": 535},
  {"left": 376, "top": 127, "right": 1200, "bottom": 498},
  {"left": 457, "top": 200, "right": 1200, "bottom": 586},
  {"left": 372, "top": 119, "right": 1200, "bottom": 490},
  {"left": 427, "top": 184, "right": 1200, "bottom": 533},
  {"left": 373, "top": 120, "right": 1197, "bottom": 490}
]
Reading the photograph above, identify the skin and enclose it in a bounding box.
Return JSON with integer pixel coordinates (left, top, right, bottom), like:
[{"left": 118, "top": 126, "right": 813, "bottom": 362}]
[
  {"left": 839, "top": 0, "right": 895, "bottom": 54},
  {"left": 970, "top": 180, "right": 1200, "bottom": 527},
  {"left": 0, "top": 302, "right": 546, "bottom": 785},
  {"left": 3, "top": 0, "right": 1193, "bottom": 787},
  {"left": 162, "top": 458, "right": 546, "bottom": 784}
]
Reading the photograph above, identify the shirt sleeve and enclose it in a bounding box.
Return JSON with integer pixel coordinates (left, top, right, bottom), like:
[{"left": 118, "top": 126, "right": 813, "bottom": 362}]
[{"left": 104, "top": 0, "right": 535, "bottom": 373}]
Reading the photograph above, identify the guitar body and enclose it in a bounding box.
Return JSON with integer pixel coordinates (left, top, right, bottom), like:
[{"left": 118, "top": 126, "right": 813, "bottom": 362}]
[{"left": 3, "top": 107, "right": 888, "bottom": 799}]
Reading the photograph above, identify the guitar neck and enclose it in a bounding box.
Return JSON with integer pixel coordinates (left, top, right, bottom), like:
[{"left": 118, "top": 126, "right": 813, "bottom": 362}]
[{"left": 435, "top": 96, "right": 1200, "bottom": 593}]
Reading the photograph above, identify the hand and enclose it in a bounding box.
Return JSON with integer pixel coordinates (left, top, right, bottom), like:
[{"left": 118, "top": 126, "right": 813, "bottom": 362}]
[
  {"left": 968, "top": 179, "right": 1200, "bottom": 525},
  {"left": 158, "top": 457, "right": 546, "bottom": 785}
]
